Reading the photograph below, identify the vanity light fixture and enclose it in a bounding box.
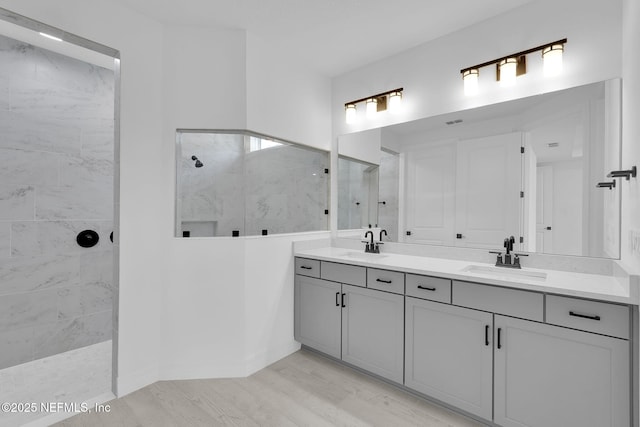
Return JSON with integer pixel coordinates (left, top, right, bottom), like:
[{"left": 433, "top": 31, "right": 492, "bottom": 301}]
[
  {"left": 498, "top": 57, "right": 519, "bottom": 87},
  {"left": 365, "top": 98, "right": 378, "bottom": 118},
  {"left": 388, "top": 91, "right": 403, "bottom": 113},
  {"left": 345, "top": 104, "right": 357, "bottom": 124},
  {"left": 343, "top": 88, "right": 403, "bottom": 123},
  {"left": 460, "top": 38, "right": 567, "bottom": 95},
  {"left": 462, "top": 69, "right": 479, "bottom": 96},
  {"left": 542, "top": 43, "right": 564, "bottom": 77}
]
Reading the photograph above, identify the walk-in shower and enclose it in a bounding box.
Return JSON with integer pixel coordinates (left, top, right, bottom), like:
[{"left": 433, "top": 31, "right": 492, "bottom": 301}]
[{"left": 0, "top": 8, "right": 119, "bottom": 426}]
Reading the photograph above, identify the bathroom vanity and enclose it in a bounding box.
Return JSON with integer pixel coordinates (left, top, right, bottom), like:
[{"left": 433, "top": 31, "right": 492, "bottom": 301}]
[{"left": 293, "top": 247, "right": 637, "bottom": 427}]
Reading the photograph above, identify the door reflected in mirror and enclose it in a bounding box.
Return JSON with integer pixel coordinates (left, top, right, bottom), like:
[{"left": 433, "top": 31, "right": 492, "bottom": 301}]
[{"left": 338, "top": 79, "right": 621, "bottom": 259}]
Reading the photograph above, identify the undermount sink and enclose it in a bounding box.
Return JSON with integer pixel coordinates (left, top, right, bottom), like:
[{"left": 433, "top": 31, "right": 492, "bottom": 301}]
[
  {"left": 462, "top": 265, "right": 547, "bottom": 281},
  {"left": 338, "top": 251, "right": 389, "bottom": 260}
]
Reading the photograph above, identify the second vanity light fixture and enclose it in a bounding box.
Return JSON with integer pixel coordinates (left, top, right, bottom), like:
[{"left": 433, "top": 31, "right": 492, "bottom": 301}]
[
  {"left": 461, "top": 38, "right": 567, "bottom": 96},
  {"left": 345, "top": 88, "right": 403, "bottom": 124}
]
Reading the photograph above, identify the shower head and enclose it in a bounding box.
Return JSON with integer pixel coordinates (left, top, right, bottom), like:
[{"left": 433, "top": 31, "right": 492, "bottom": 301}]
[{"left": 191, "top": 155, "right": 204, "bottom": 168}]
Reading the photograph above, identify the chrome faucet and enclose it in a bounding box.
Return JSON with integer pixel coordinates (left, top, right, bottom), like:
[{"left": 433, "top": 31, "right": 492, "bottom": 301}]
[{"left": 490, "top": 235, "right": 527, "bottom": 269}]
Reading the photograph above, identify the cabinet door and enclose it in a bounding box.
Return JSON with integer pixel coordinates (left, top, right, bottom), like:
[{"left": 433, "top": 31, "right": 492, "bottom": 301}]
[
  {"left": 294, "top": 275, "right": 342, "bottom": 359},
  {"left": 341, "top": 284, "right": 404, "bottom": 383},
  {"left": 494, "top": 315, "right": 629, "bottom": 427},
  {"left": 405, "top": 297, "right": 493, "bottom": 420}
]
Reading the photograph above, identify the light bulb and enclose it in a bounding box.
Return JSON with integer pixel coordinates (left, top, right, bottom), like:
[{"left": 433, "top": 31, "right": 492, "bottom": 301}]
[
  {"left": 365, "top": 98, "right": 377, "bottom": 118},
  {"left": 462, "top": 69, "right": 479, "bottom": 96},
  {"left": 345, "top": 104, "right": 357, "bottom": 124},
  {"left": 543, "top": 44, "right": 564, "bottom": 77},
  {"left": 499, "top": 57, "right": 518, "bottom": 87},
  {"left": 388, "top": 91, "right": 402, "bottom": 113}
]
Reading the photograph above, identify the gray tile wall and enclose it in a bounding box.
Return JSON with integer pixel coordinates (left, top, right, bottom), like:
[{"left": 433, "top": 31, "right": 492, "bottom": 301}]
[{"left": 0, "top": 35, "right": 114, "bottom": 369}]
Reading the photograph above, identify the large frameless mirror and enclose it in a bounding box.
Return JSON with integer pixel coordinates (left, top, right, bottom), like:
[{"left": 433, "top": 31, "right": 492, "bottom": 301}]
[{"left": 338, "top": 79, "right": 622, "bottom": 258}]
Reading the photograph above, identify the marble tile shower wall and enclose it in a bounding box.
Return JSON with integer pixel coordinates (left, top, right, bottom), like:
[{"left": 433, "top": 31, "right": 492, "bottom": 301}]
[
  {"left": 180, "top": 133, "right": 245, "bottom": 236},
  {"left": 244, "top": 144, "right": 328, "bottom": 236},
  {"left": 0, "top": 35, "right": 114, "bottom": 369}
]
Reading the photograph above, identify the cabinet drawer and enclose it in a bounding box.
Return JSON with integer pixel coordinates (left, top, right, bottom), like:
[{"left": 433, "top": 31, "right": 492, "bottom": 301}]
[
  {"left": 321, "top": 261, "right": 366, "bottom": 287},
  {"left": 406, "top": 274, "right": 451, "bottom": 303},
  {"left": 546, "top": 295, "right": 630, "bottom": 339},
  {"left": 452, "top": 281, "right": 543, "bottom": 321},
  {"left": 367, "top": 268, "right": 405, "bottom": 294},
  {"left": 295, "top": 258, "right": 320, "bottom": 278}
]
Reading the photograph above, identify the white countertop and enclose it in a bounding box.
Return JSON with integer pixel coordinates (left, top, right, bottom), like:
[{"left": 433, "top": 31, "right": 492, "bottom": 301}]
[{"left": 295, "top": 247, "right": 637, "bottom": 305}]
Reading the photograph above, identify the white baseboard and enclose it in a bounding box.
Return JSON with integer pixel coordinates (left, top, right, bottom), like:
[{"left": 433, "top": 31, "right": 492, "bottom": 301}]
[
  {"left": 244, "top": 340, "right": 301, "bottom": 376},
  {"left": 115, "top": 364, "right": 159, "bottom": 397},
  {"left": 159, "top": 360, "right": 247, "bottom": 381}
]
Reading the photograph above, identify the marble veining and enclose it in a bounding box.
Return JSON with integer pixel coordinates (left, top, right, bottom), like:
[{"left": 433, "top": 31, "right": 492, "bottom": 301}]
[
  {"left": 0, "top": 185, "right": 35, "bottom": 221},
  {"left": 0, "top": 111, "right": 83, "bottom": 155},
  {"left": 0, "top": 289, "right": 59, "bottom": 332},
  {"left": 0, "top": 34, "right": 114, "bottom": 368},
  {"left": 0, "top": 223, "right": 9, "bottom": 258},
  {"left": 0, "top": 148, "right": 60, "bottom": 186},
  {"left": 11, "top": 221, "right": 110, "bottom": 257},
  {"left": 36, "top": 183, "right": 113, "bottom": 220}
]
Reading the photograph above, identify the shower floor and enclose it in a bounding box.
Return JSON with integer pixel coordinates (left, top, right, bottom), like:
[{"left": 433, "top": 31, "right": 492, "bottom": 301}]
[{"left": 0, "top": 340, "right": 113, "bottom": 427}]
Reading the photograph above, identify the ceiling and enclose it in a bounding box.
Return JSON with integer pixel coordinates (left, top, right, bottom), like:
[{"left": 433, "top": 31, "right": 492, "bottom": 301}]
[{"left": 108, "top": 0, "right": 532, "bottom": 77}]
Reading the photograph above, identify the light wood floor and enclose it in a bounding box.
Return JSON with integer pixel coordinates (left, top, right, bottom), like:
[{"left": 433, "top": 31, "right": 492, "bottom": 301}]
[{"left": 54, "top": 349, "right": 486, "bottom": 427}]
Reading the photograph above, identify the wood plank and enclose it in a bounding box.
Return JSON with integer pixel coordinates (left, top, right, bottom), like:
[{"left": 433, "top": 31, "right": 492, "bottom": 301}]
[{"left": 53, "top": 349, "right": 484, "bottom": 427}]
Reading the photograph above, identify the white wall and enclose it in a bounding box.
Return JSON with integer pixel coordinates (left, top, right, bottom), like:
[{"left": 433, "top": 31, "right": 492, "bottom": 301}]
[
  {"left": 622, "top": 0, "right": 640, "bottom": 272},
  {"left": 332, "top": 0, "right": 622, "bottom": 139},
  {"left": 246, "top": 33, "right": 331, "bottom": 151}
]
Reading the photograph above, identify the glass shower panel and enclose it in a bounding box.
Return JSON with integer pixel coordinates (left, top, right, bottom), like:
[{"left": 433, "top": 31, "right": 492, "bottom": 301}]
[
  {"left": 244, "top": 138, "right": 329, "bottom": 236},
  {"left": 176, "top": 130, "right": 329, "bottom": 238}
]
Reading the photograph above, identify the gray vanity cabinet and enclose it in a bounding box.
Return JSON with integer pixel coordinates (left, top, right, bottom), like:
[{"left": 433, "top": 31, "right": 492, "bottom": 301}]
[
  {"left": 341, "top": 284, "right": 404, "bottom": 383},
  {"left": 405, "top": 297, "right": 493, "bottom": 420},
  {"left": 294, "top": 275, "right": 342, "bottom": 359},
  {"left": 493, "top": 315, "right": 630, "bottom": 427}
]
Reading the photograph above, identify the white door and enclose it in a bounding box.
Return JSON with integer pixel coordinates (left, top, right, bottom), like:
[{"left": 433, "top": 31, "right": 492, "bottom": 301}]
[
  {"left": 535, "top": 165, "right": 553, "bottom": 253},
  {"left": 341, "top": 284, "right": 404, "bottom": 383},
  {"left": 294, "top": 276, "right": 342, "bottom": 359},
  {"left": 405, "top": 144, "right": 456, "bottom": 245},
  {"left": 494, "top": 315, "right": 629, "bottom": 427},
  {"left": 455, "top": 133, "right": 522, "bottom": 249},
  {"left": 405, "top": 298, "right": 493, "bottom": 420}
]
